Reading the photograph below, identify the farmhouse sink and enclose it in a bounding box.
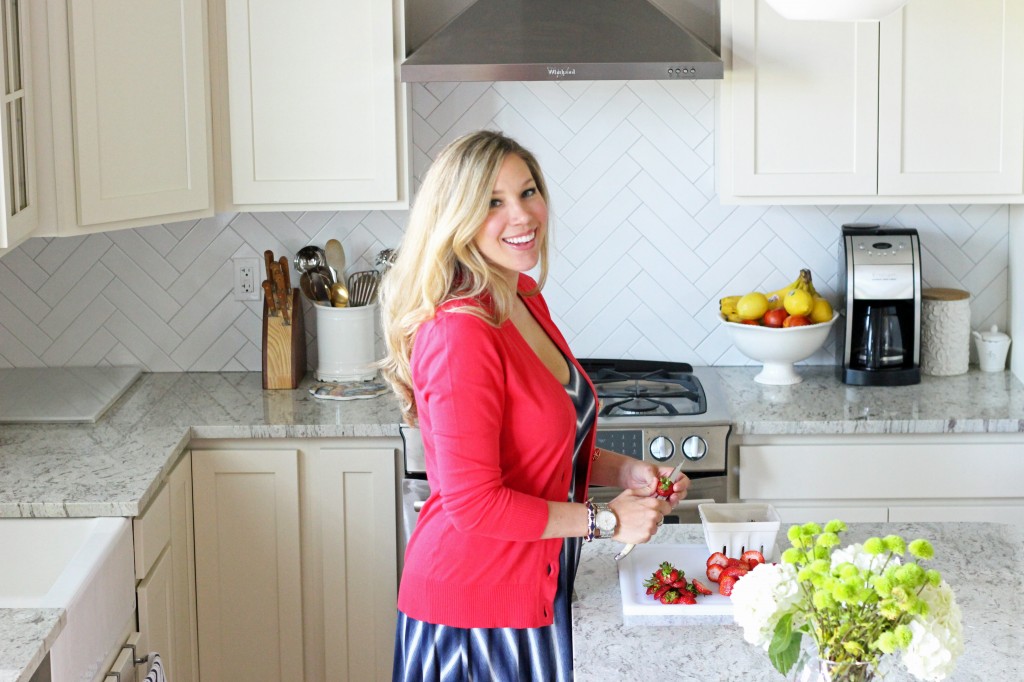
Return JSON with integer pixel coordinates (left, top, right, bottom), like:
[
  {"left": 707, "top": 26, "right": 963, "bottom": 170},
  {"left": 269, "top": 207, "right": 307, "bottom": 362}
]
[{"left": 0, "top": 518, "right": 135, "bottom": 681}]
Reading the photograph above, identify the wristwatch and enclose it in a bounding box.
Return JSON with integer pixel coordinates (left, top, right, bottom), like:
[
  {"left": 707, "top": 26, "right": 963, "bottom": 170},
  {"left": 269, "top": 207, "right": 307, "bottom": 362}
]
[{"left": 593, "top": 503, "right": 618, "bottom": 539}]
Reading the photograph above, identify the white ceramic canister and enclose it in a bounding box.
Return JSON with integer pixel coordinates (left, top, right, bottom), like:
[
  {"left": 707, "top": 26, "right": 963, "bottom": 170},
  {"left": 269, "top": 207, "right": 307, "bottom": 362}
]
[
  {"left": 920, "top": 288, "right": 971, "bottom": 376},
  {"left": 315, "top": 303, "right": 378, "bottom": 382},
  {"left": 972, "top": 325, "right": 1012, "bottom": 372}
]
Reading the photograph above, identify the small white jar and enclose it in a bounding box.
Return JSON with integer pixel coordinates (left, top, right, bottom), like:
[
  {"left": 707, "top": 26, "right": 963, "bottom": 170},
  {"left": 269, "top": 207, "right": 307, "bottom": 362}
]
[{"left": 972, "top": 325, "right": 1011, "bottom": 372}]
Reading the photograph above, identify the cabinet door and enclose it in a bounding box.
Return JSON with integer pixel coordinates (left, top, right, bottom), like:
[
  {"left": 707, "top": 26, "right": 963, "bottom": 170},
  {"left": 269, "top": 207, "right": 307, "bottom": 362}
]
[
  {"left": 167, "top": 452, "right": 199, "bottom": 682},
  {"left": 878, "top": 0, "right": 1024, "bottom": 196},
  {"left": 722, "top": 0, "right": 879, "bottom": 197},
  {"left": 773, "top": 505, "right": 888, "bottom": 524},
  {"left": 193, "top": 449, "right": 305, "bottom": 682},
  {"left": 137, "top": 547, "right": 174, "bottom": 682},
  {"left": 66, "top": 0, "right": 211, "bottom": 225},
  {"left": 224, "top": 0, "right": 400, "bottom": 205},
  {"left": 308, "top": 446, "right": 397, "bottom": 682},
  {"left": 888, "top": 505, "right": 1024, "bottom": 526},
  {"left": 0, "top": 0, "right": 37, "bottom": 250}
]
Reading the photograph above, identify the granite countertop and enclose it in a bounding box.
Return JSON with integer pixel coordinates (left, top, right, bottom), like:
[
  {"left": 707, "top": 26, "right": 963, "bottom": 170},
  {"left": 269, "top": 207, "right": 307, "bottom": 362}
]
[
  {"left": 572, "top": 522, "right": 1024, "bottom": 681},
  {"left": 0, "top": 611, "right": 63, "bottom": 682}
]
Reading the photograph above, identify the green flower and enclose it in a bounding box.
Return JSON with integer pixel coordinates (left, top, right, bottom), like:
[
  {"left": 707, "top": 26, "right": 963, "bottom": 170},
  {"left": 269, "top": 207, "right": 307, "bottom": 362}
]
[
  {"left": 862, "top": 537, "right": 885, "bottom": 554},
  {"left": 909, "top": 538, "right": 934, "bottom": 560},
  {"left": 801, "top": 522, "right": 822, "bottom": 536},
  {"left": 824, "top": 519, "right": 847, "bottom": 533},
  {"left": 894, "top": 624, "right": 913, "bottom": 647},
  {"left": 816, "top": 531, "right": 841, "bottom": 549},
  {"left": 781, "top": 547, "right": 803, "bottom": 564},
  {"left": 882, "top": 535, "right": 906, "bottom": 555},
  {"left": 925, "top": 569, "right": 942, "bottom": 587},
  {"left": 875, "top": 630, "right": 898, "bottom": 654},
  {"left": 787, "top": 525, "right": 802, "bottom": 542}
]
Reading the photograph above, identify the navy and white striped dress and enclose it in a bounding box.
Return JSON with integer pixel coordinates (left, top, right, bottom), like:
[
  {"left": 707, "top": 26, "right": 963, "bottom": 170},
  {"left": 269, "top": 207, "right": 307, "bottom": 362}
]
[{"left": 393, "top": 357, "right": 597, "bottom": 682}]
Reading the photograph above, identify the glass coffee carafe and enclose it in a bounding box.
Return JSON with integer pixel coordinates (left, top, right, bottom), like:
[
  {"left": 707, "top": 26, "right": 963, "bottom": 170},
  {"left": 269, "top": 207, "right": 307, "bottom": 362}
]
[{"left": 855, "top": 305, "right": 905, "bottom": 370}]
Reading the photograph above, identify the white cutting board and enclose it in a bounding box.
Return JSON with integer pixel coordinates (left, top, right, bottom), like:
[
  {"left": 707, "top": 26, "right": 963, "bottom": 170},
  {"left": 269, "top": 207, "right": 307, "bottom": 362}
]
[
  {"left": 618, "top": 543, "right": 734, "bottom": 616},
  {"left": 0, "top": 367, "right": 142, "bottom": 423}
]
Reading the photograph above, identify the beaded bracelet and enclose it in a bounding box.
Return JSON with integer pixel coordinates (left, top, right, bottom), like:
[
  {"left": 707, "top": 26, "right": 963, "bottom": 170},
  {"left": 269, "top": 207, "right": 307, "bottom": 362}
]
[
  {"left": 592, "top": 446, "right": 602, "bottom": 462},
  {"left": 583, "top": 498, "right": 597, "bottom": 543}
]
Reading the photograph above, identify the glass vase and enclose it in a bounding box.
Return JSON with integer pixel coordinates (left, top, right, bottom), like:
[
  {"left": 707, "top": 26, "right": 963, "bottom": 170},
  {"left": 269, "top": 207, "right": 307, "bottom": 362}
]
[{"left": 790, "top": 652, "right": 876, "bottom": 682}]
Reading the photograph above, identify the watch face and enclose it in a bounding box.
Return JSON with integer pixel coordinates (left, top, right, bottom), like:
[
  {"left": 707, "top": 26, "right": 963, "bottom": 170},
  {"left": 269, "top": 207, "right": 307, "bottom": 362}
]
[{"left": 596, "top": 509, "right": 616, "bottom": 532}]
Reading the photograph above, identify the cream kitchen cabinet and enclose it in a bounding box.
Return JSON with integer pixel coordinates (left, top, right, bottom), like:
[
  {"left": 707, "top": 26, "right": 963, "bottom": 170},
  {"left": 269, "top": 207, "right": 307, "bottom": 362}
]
[
  {"left": 192, "top": 439, "right": 399, "bottom": 682},
  {"left": 209, "top": 0, "right": 408, "bottom": 211},
  {"left": 718, "top": 0, "right": 1024, "bottom": 204},
  {"left": 735, "top": 434, "right": 1024, "bottom": 526},
  {"left": 29, "top": 0, "right": 213, "bottom": 237},
  {"left": 0, "top": 0, "right": 39, "bottom": 253},
  {"left": 133, "top": 452, "right": 200, "bottom": 682}
]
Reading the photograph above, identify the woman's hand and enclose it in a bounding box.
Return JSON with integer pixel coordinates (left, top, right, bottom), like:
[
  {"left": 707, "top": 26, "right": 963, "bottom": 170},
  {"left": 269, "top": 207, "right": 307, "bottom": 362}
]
[
  {"left": 620, "top": 458, "right": 691, "bottom": 508},
  {"left": 607, "top": 489, "right": 672, "bottom": 544}
]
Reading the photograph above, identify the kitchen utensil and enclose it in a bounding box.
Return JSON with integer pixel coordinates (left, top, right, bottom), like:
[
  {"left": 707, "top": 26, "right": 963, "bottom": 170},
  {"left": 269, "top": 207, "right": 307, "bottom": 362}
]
[
  {"left": 348, "top": 270, "right": 381, "bottom": 307},
  {"left": 330, "top": 282, "right": 349, "bottom": 308},
  {"left": 300, "top": 271, "right": 332, "bottom": 306},
  {"left": 325, "top": 239, "right": 346, "bottom": 283},
  {"left": 614, "top": 459, "right": 687, "bottom": 562},
  {"left": 375, "top": 248, "right": 396, "bottom": 272},
  {"left": 973, "top": 325, "right": 1011, "bottom": 372},
  {"left": 262, "top": 280, "right": 275, "bottom": 315},
  {"left": 314, "top": 303, "right": 378, "bottom": 382},
  {"left": 856, "top": 305, "right": 904, "bottom": 370},
  {"left": 270, "top": 261, "right": 290, "bottom": 325},
  {"left": 294, "top": 245, "right": 327, "bottom": 274}
]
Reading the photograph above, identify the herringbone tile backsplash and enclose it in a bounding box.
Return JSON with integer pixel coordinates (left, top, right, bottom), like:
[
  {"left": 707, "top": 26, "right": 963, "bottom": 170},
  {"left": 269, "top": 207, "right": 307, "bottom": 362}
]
[{"left": 0, "top": 81, "right": 1009, "bottom": 371}]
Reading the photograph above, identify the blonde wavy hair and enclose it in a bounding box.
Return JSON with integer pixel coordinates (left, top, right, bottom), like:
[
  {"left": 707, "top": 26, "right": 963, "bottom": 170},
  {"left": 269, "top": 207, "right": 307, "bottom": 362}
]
[{"left": 378, "top": 130, "right": 550, "bottom": 423}]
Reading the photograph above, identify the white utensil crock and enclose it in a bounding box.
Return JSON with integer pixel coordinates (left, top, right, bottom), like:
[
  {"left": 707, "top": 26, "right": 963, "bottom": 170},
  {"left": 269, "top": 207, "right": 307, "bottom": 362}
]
[
  {"left": 315, "top": 303, "right": 378, "bottom": 382},
  {"left": 972, "top": 325, "right": 1011, "bottom": 373}
]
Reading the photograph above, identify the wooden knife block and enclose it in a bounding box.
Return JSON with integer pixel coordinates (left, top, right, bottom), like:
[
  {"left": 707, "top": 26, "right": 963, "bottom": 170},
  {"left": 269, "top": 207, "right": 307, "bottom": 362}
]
[{"left": 262, "top": 288, "right": 306, "bottom": 389}]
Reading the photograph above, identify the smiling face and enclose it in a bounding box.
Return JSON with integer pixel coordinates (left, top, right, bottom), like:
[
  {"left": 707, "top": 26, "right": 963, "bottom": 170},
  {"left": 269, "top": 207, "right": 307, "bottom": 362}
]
[{"left": 473, "top": 153, "right": 548, "bottom": 287}]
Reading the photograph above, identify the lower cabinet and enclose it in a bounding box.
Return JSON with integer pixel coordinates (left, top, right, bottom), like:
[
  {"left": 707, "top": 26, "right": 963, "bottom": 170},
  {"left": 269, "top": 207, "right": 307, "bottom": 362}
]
[
  {"left": 191, "top": 439, "right": 399, "bottom": 682},
  {"left": 735, "top": 434, "right": 1024, "bottom": 526},
  {"left": 134, "top": 452, "right": 200, "bottom": 682}
]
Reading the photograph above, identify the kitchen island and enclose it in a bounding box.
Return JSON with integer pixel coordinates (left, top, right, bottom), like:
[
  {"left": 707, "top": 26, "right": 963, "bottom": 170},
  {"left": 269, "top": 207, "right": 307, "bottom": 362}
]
[{"left": 572, "top": 522, "right": 1023, "bottom": 681}]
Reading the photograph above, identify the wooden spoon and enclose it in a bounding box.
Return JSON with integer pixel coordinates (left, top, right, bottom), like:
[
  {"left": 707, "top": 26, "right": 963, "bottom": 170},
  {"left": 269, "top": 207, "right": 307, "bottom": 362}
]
[{"left": 325, "top": 239, "right": 346, "bottom": 284}]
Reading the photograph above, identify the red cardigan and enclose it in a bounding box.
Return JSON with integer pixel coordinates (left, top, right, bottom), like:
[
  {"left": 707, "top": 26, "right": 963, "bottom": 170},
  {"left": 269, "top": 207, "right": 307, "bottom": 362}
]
[{"left": 397, "top": 275, "right": 598, "bottom": 628}]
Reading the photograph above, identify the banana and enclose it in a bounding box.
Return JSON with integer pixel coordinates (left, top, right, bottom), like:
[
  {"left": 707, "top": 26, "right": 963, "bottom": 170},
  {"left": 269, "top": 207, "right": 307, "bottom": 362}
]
[
  {"left": 719, "top": 295, "right": 741, "bottom": 316},
  {"left": 764, "top": 272, "right": 805, "bottom": 310},
  {"left": 802, "top": 269, "right": 820, "bottom": 298}
]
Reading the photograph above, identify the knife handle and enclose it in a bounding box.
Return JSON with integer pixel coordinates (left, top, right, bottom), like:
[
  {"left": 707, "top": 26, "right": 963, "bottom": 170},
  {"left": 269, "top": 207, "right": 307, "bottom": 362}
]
[
  {"left": 264, "top": 250, "right": 275, "bottom": 281},
  {"left": 262, "top": 280, "right": 276, "bottom": 315},
  {"left": 279, "top": 256, "right": 291, "bottom": 304},
  {"left": 271, "top": 262, "right": 290, "bottom": 326}
]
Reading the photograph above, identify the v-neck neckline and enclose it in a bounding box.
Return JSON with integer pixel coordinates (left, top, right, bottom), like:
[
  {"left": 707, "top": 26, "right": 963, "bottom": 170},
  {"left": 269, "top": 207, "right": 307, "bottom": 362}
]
[{"left": 509, "top": 295, "right": 572, "bottom": 388}]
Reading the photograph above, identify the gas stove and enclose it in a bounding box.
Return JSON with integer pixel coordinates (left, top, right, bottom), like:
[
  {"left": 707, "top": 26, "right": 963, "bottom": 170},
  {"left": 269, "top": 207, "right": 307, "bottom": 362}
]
[{"left": 577, "top": 360, "right": 731, "bottom": 476}]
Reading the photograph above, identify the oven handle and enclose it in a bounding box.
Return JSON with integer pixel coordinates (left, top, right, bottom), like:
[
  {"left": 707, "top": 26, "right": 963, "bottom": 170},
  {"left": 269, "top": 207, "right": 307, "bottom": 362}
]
[{"left": 413, "top": 500, "right": 425, "bottom": 513}]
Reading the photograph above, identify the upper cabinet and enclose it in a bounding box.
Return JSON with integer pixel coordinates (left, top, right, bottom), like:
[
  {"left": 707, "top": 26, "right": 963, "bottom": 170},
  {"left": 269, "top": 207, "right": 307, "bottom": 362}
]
[
  {"left": 210, "top": 0, "right": 409, "bottom": 211},
  {"left": 0, "top": 0, "right": 38, "bottom": 251},
  {"left": 718, "top": 0, "right": 1024, "bottom": 204},
  {"left": 30, "top": 0, "right": 214, "bottom": 237}
]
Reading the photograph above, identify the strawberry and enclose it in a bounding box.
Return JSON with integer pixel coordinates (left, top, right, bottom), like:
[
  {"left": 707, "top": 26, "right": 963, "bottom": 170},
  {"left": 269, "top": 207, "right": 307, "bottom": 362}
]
[
  {"left": 691, "top": 578, "right": 713, "bottom": 596},
  {"left": 671, "top": 579, "right": 688, "bottom": 589},
  {"left": 656, "top": 561, "right": 681, "bottom": 585},
  {"left": 726, "top": 557, "right": 741, "bottom": 568},
  {"left": 706, "top": 564, "right": 724, "bottom": 583},
  {"left": 677, "top": 589, "right": 697, "bottom": 605},
  {"left": 706, "top": 551, "right": 729, "bottom": 568},
  {"left": 660, "top": 589, "right": 681, "bottom": 605},
  {"left": 741, "top": 549, "right": 766, "bottom": 566},
  {"left": 655, "top": 476, "right": 674, "bottom": 498},
  {"left": 721, "top": 565, "right": 749, "bottom": 580},
  {"left": 653, "top": 584, "right": 672, "bottom": 601},
  {"left": 719, "top": 574, "right": 739, "bottom": 596}
]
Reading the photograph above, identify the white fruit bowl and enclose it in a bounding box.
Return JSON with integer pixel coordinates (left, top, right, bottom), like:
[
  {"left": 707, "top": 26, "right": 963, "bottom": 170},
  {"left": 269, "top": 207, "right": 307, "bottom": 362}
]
[{"left": 720, "top": 310, "right": 839, "bottom": 385}]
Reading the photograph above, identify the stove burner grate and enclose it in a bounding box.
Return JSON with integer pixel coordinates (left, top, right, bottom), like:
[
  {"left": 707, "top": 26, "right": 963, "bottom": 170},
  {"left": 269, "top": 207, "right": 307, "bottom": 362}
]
[{"left": 581, "top": 362, "right": 708, "bottom": 418}]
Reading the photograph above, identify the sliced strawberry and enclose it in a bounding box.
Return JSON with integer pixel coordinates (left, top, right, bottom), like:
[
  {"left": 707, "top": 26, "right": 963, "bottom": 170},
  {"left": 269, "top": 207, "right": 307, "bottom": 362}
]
[
  {"left": 741, "top": 550, "right": 766, "bottom": 566},
  {"left": 670, "top": 579, "right": 688, "bottom": 589},
  {"left": 726, "top": 557, "right": 741, "bottom": 568},
  {"left": 691, "top": 578, "right": 713, "bottom": 596},
  {"left": 677, "top": 590, "right": 697, "bottom": 604},
  {"left": 738, "top": 560, "right": 753, "bottom": 571},
  {"left": 653, "top": 584, "right": 672, "bottom": 601},
  {"left": 706, "top": 552, "right": 729, "bottom": 568},
  {"left": 660, "top": 589, "right": 681, "bottom": 605},
  {"left": 721, "top": 565, "right": 749, "bottom": 580},
  {"left": 706, "top": 564, "right": 724, "bottom": 583},
  {"left": 719, "top": 574, "right": 739, "bottom": 596}
]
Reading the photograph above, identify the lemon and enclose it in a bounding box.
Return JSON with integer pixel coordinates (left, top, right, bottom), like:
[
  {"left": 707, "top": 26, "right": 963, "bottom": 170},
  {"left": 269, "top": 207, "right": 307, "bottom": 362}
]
[
  {"left": 783, "top": 288, "right": 814, "bottom": 317},
  {"left": 736, "top": 292, "right": 769, "bottom": 320},
  {"left": 810, "top": 297, "right": 834, "bottom": 324}
]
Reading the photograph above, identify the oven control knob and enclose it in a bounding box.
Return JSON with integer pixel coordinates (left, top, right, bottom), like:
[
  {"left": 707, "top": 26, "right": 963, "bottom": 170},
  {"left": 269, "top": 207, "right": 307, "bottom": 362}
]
[
  {"left": 681, "top": 435, "right": 707, "bottom": 461},
  {"left": 649, "top": 436, "right": 674, "bottom": 461}
]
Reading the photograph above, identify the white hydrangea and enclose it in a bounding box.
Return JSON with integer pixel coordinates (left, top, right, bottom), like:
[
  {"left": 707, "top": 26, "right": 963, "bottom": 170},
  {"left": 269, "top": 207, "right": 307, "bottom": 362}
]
[
  {"left": 901, "top": 581, "right": 963, "bottom": 681},
  {"left": 830, "top": 543, "right": 899, "bottom": 573},
  {"left": 730, "top": 562, "right": 802, "bottom": 649}
]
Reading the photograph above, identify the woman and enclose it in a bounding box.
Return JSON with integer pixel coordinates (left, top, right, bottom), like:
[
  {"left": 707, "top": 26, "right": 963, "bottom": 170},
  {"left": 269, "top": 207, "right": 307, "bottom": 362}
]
[{"left": 379, "top": 130, "right": 689, "bottom": 681}]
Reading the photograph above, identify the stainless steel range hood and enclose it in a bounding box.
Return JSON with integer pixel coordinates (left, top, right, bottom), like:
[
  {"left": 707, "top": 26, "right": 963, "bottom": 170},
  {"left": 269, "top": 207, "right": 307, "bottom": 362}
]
[{"left": 401, "top": 0, "right": 723, "bottom": 82}]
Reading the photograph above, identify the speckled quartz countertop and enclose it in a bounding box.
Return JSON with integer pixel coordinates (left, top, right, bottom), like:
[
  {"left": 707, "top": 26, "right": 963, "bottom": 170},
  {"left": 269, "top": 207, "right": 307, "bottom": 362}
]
[
  {"left": 715, "top": 366, "right": 1024, "bottom": 435},
  {"left": 0, "top": 610, "right": 63, "bottom": 682},
  {"left": 572, "top": 522, "right": 1024, "bottom": 681},
  {"left": 0, "top": 372, "right": 402, "bottom": 519}
]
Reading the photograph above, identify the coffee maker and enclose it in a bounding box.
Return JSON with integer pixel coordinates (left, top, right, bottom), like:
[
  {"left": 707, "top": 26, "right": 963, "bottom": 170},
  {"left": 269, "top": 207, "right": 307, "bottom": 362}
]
[{"left": 837, "top": 223, "right": 922, "bottom": 386}]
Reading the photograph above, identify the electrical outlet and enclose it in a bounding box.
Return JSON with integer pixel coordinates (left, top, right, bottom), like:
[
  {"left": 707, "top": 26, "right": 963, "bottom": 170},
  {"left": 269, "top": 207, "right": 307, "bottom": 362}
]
[{"left": 233, "top": 257, "right": 261, "bottom": 301}]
